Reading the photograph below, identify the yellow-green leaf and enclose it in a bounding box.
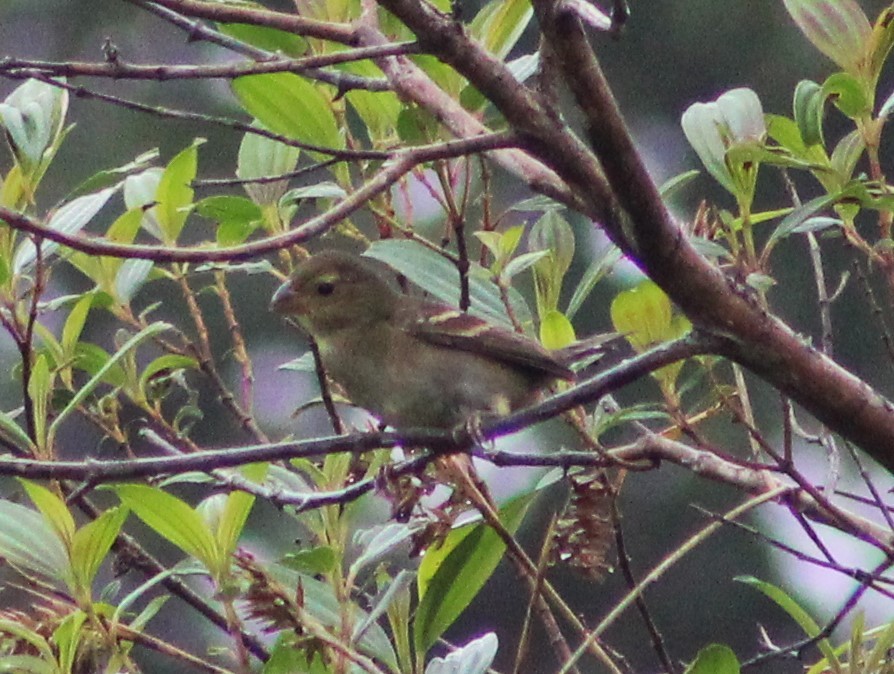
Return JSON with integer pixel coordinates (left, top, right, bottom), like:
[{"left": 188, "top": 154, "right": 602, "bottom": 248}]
[
  {"left": 232, "top": 73, "right": 343, "bottom": 156},
  {"left": 539, "top": 309, "right": 576, "bottom": 350},
  {"left": 20, "top": 479, "right": 76, "bottom": 550},
  {"left": 115, "top": 484, "right": 220, "bottom": 574},
  {"left": 610, "top": 280, "right": 676, "bottom": 352},
  {"left": 70, "top": 506, "right": 129, "bottom": 594},
  {"left": 155, "top": 139, "right": 204, "bottom": 243}
]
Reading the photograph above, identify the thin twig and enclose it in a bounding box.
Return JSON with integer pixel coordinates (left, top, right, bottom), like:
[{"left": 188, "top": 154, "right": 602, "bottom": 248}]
[
  {"left": 0, "top": 134, "right": 517, "bottom": 264},
  {"left": 613, "top": 501, "right": 676, "bottom": 674}
]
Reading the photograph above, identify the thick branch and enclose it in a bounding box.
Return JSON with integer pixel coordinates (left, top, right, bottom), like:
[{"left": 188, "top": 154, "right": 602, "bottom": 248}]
[
  {"left": 372, "top": 0, "right": 894, "bottom": 474},
  {"left": 534, "top": 10, "right": 894, "bottom": 472},
  {"left": 131, "top": 0, "right": 357, "bottom": 44}
]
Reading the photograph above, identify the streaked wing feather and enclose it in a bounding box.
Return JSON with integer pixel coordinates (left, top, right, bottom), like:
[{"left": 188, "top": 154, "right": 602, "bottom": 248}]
[{"left": 401, "top": 301, "right": 574, "bottom": 380}]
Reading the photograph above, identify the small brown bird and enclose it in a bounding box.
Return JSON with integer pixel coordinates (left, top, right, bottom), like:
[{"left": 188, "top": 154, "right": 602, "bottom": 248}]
[{"left": 271, "top": 250, "right": 576, "bottom": 431}]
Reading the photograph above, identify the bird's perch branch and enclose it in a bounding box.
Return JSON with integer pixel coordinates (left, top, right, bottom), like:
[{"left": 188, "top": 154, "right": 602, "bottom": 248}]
[{"left": 369, "top": 0, "right": 894, "bottom": 474}]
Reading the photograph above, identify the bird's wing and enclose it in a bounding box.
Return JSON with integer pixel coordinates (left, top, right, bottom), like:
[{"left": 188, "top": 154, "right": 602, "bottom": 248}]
[{"left": 400, "top": 300, "right": 574, "bottom": 380}]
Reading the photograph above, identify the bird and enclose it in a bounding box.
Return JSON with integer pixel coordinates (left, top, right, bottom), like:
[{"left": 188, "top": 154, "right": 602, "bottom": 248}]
[{"left": 270, "top": 249, "right": 578, "bottom": 432}]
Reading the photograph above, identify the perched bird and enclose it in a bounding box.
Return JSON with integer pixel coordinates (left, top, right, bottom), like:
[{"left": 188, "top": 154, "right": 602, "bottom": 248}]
[{"left": 270, "top": 250, "right": 579, "bottom": 431}]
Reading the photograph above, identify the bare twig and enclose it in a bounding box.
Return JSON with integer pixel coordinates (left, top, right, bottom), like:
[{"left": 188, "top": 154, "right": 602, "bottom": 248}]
[{"left": 0, "top": 133, "right": 517, "bottom": 263}]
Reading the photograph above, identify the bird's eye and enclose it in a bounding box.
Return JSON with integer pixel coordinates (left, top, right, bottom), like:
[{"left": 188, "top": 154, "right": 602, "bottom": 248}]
[{"left": 316, "top": 281, "right": 336, "bottom": 296}]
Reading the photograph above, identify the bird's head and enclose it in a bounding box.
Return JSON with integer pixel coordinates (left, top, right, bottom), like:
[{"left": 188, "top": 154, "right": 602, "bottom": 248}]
[{"left": 271, "top": 251, "right": 398, "bottom": 337}]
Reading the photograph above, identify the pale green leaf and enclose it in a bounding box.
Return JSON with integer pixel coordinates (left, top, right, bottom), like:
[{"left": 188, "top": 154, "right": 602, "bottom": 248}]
[
  {"left": 14, "top": 187, "right": 117, "bottom": 271},
  {"left": 0, "top": 499, "right": 69, "bottom": 582}
]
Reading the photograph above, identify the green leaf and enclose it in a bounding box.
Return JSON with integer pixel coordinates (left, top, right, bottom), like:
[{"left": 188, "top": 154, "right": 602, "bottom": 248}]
[
  {"left": 531, "top": 210, "right": 575, "bottom": 279},
  {"left": 396, "top": 105, "right": 441, "bottom": 145},
  {"left": 215, "top": 487, "right": 257, "bottom": 560},
  {"left": 61, "top": 294, "right": 94, "bottom": 359},
  {"left": 469, "top": 0, "right": 533, "bottom": 60},
  {"left": 218, "top": 23, "right": 307, "bottom": 57},
  {"left": 350, "top": 523, "right": 417, "bottom": 579},
  {"left": 264, "top": 636, "right": 327, "bottom": 674},
  {"left": 736, "top": 576, "right": 839, "bottom": 668},
  {"left": 123, "top": 167, "right": 163, "bottom": 238},
  {"left": 539, "top": 309, "right": 576, "bottom": 350},
  {"left": 196, "top": 195, "right": 262, "bottom": 224},
  {"left": 611, "top": 280, "right": 690, "bottom": 389},
  {"left": 864, "top": 617, "right": 894, "bottom": 673},
  {"left": 68, "top": 207, "right": 144, "bottom": 292},
  {"left": 155, "top": 139, "right": 203, "bottom": 243},
  {"left": 415, "top": 496, "right": 531, "bottom": 654},
  {"left": 829, "top": 128, "right": 864, "bottom": 183},
  {"left": 502, "top": 250, "right": 549, "bottom": 280},
  {"left": 70, "top": 506, "right": 129, "bottom": 594},
  {"left": 531, "top": 210, "right": 575, "bottom": 317},
  {"left": 237, "top": 124, "right": 301, "bottom": 208},
  {"left": 232, "top": 73, "right": 343, "bottom": 156},
  {"left": 822, "top": 71, "right": 871, "bottom": 119},
  {"left": 216, "top": 218, "right": 260, "bottom": 246},
  {"left": 115, "top": 258, "right": 154, "bottom": 304},
  {"left": 610, "top": 280, "right": 676, "bottom": 351},
  {"left": 282, "top": 547, "right": 337, "bottom": 575},
  {"left": 19, "top": 479, "right": 76, "bottom": 550},
  {"left": 782, "top": 0, "right": 871, "bottom": 74},
  {"left": 0, "top": 620, "right": 55, "bottom": 659},
  {"left": 115, "top": 484, "right": 221, "bottom": 574},
  {"left": 474, "top": 225, "right": 525, "bottom": 273},
  {"left": 566, "top": 246, "right": 621, "bottom": 319},
  {"left": 52, "top": 610, "right": 87, "bottom": 674},
  {"left": 364, "top": 239, "right": 532, "bottom": 327},
  {"left": 793, "top": 79, "right": 826, "bottom": 147},
  {"left": 280, "top": 182, "right": 347, "bottom": 204},
  {"left": 111, "top": 568, "right": 178, "bottom": 627},
  {"left": 510, "top": 195, "right": 562, "bottom": 213},
  {"left": 49, "top": 322, "right": 172, "bottom": 443},
  {"left": 71, "top": 342, "right": 125, "bottom": 386},
  {"left": 65, "top": 148, "right": 159, "bottom": 200},
  {"left": 0, "top": 78, "right": 68, "bottom": 176},
  {"left": 766, "top": 192, "right": 843, "bottom": 248},
  {"left": 869, "top": 6, "right": 894, "bottom": 83},
  {"left": 343, "top": 59, "right": 403, "bottom": 140},
  {"left": 684, "top": 644, "right": 740, "bottom": 674},
  {"left": 138, "top": 354, "right": 199, "bottom": 399},
  {"left": 14, "top": 186, "right": 117, "bottom": 272},
  {"left": 0, "top": 407, "right": 35, "bottom": 454},
  {"left": 658, "top": 169, "right": 701, "bottom": 200},
  {"left": 0, "top": 653, "right": 58, "bottom": 674},
  {"left": 260, "top": 563, "right": 399, "bottom": 669},
  {"left": 26, "top": 353, "right": 52, "bottom": 451},
  {"left": 0, "top": 499, "right": 69, "bottom": 582},
  {"left": 766, "top": 113, "right": 811, "bottom": 157}
]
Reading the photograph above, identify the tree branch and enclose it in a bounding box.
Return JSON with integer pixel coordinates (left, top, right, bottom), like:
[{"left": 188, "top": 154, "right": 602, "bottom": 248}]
[
  {"left": 372, "top": 0, "right": 894, "bottom": 474},
  {"left": 0, "top": 133, "right": 515, "bottom": 263}
]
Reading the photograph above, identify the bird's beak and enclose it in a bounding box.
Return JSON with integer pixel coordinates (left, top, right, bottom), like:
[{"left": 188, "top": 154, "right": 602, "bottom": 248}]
[{"left": 270, "top": 280, "right": 299, "bottom": 314}]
